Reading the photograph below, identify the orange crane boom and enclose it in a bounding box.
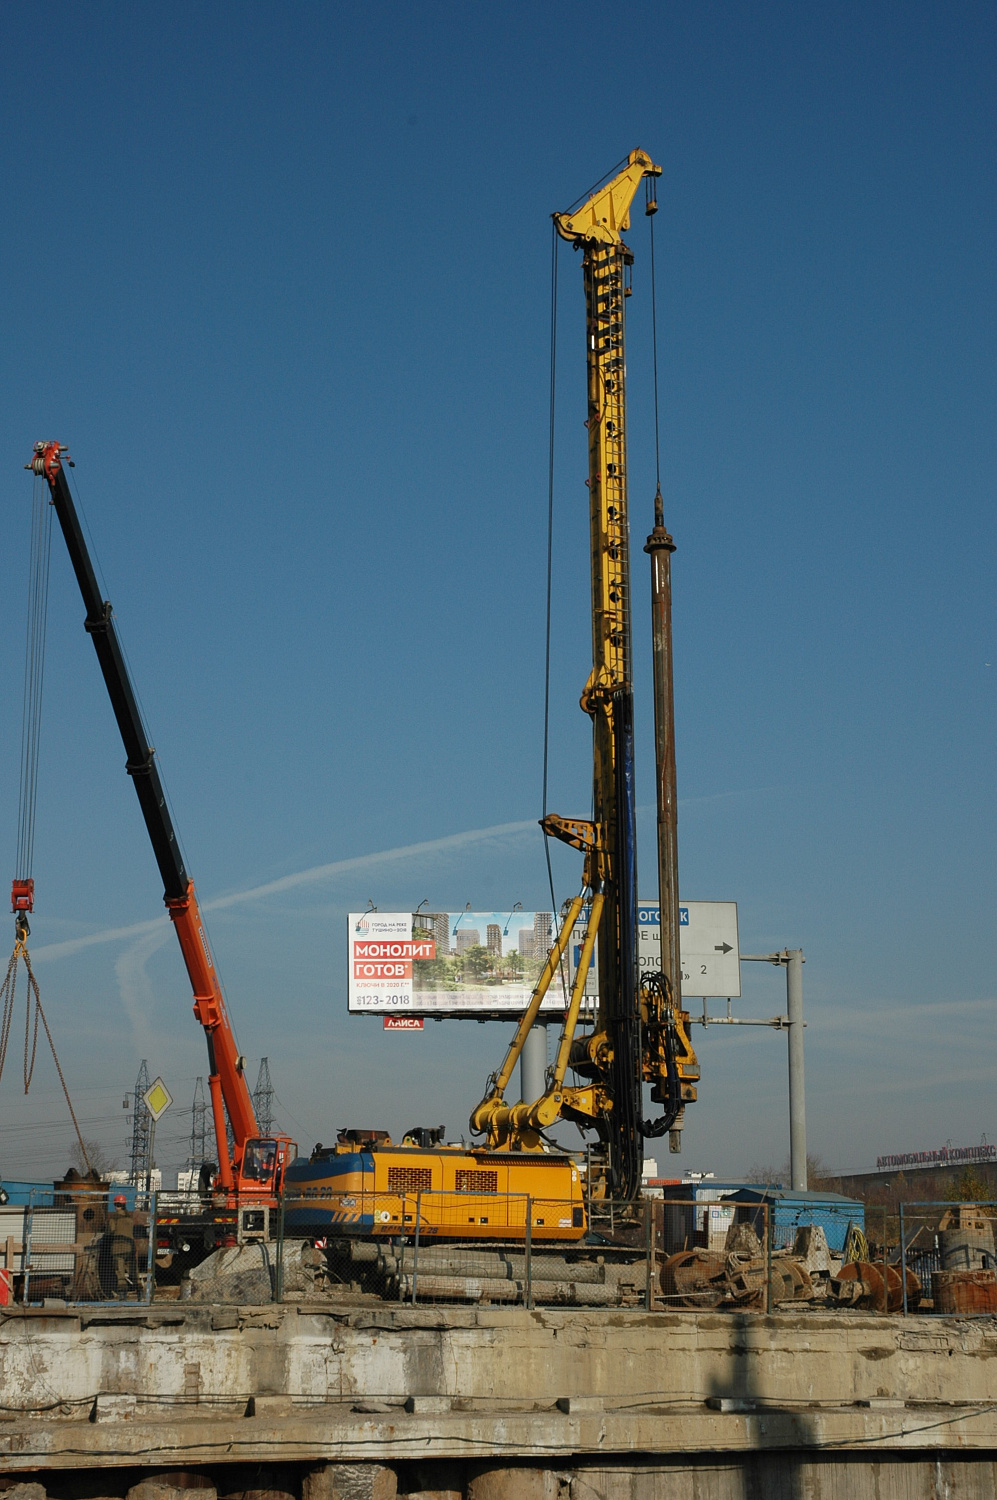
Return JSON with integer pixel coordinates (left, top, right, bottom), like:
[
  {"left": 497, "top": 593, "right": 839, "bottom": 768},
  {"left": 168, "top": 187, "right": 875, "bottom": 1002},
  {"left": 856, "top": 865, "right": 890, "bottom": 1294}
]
[{"left": 26, "top": 441, "right": 292, "bottom": 1202}]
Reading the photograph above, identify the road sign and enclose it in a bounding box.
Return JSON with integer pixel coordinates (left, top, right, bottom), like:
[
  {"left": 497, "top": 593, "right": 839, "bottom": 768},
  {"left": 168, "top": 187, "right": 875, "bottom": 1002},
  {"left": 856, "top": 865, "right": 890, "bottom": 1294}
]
[
  {"left": 637, "top": 901, "right": 740, "bottom": 998},
  {"left": 142, "top": 1076, "right": 173, "bottom": 1121}
]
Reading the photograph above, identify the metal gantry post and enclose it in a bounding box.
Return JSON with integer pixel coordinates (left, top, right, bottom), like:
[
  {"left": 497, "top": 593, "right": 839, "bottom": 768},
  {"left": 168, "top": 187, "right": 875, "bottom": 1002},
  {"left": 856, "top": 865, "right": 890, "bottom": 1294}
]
[
  {"left": 739, "top": 949, "right": 809, "bottom": 1194},
  {"left": 785, "top": 949, "right": 807, "bottom": 1192}
]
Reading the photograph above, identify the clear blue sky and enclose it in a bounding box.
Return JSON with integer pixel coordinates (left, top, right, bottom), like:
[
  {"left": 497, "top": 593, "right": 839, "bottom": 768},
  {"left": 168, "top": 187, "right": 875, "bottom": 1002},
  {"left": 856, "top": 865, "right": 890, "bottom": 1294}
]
[{"left": 0, "top": 1, "right": 993, "bottom": 1182}]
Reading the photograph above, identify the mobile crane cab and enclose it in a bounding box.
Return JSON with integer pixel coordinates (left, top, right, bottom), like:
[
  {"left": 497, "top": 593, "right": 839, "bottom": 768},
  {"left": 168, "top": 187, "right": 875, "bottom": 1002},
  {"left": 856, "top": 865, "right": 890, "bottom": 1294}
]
[{"left": 237, "top": 1137, "right": 297, "bottom": 1199}]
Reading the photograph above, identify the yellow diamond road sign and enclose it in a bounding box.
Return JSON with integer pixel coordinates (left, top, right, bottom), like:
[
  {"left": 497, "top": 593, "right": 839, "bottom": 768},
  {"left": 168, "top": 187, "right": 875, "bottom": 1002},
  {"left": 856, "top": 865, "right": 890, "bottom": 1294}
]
[{"left": 143, "top": 1077, "right": 173, "bottom": 1121}]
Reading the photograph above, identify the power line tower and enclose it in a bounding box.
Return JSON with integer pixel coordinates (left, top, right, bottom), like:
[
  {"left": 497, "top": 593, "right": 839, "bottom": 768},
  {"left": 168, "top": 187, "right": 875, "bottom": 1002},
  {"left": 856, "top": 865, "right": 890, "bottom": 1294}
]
[
  {"left": 253, "top": 1057, "right": 274, "bottom": 1134},
  {"left": 128, "top": 1059, "right": 152, "bottom": 1187},
  {"left": 188, "top": 1077, "right": 208, "bottom": 1170}
]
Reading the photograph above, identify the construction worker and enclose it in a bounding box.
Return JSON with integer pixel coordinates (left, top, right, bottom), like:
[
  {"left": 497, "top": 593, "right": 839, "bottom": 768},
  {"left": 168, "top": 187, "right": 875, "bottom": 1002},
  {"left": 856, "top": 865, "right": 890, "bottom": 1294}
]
[{"left": 99, "top": 1195, "right": 137, "bottom": 1299}]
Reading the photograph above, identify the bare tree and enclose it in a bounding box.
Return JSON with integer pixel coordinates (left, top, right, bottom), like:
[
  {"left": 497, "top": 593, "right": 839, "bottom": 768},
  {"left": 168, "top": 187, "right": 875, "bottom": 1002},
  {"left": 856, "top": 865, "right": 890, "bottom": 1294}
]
[
  {"left": 745, "top": 1152, "right": 833, "bottom": 1190},
  {"left": 67, "top": 1138, "right": 118, "bottom": 1179}
]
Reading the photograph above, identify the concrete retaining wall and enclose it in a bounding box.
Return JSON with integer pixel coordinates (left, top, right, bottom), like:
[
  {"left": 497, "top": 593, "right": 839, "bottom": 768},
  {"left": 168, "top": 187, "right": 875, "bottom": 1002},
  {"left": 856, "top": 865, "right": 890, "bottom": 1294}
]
[{"left": 1, "top": 1302, "right": 996, "bottom": 1494}]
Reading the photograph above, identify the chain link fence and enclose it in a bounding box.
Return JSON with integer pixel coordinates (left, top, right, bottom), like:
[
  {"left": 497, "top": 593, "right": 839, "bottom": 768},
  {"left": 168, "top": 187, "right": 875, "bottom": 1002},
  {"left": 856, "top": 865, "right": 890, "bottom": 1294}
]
[
  {"left": 0, "top": 1186, "right": 155, "bottom": 1305},
  {"left": 19, "top": 1183, "right": 987, "bottom": 1316},
  {"left": 898, "top": 1201, "right": 997, "bottom": 1316}
]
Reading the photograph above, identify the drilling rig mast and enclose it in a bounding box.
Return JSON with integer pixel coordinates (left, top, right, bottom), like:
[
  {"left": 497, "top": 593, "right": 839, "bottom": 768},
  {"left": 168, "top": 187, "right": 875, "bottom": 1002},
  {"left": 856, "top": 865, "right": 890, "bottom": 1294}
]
[{"left": 471, "top": 151, "right": 699, "bottom": 1199}]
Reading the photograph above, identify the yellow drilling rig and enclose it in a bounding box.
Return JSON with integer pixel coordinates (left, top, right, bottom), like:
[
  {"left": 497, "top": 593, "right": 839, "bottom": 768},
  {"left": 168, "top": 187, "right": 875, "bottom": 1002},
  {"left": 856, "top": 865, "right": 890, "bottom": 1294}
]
[{"left": 470, "top": 149, "right": 700, "bottom": 1200}]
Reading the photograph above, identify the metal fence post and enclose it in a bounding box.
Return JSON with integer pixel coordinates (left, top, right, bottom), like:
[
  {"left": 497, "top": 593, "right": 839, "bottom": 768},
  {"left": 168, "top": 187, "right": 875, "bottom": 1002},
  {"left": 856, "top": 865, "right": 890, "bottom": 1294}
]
[
  {"left": 900, "top": 1204, "right": 908, "bottom": 1316},
  {"left": 412, "top": 1192, "right": 421, "bottom": 1305},
  {"left": 23, "top": 1191, "right": 34, "bottom": 1306},
  {"left": 145, "top": 1191, "right": 156, "bottom": 1304},
  {"left": 274, "top": 1193, "right": 285, "bottom": 1303},
  {"left": 525, "top": 1196, "right": 533, "bottom": 1309},
  {"left": 764, "top": 1203, "right": 772, "bottom": 1315},
  {"left": 644, "top": 1200, "right": 653, "bottom": 1311}
]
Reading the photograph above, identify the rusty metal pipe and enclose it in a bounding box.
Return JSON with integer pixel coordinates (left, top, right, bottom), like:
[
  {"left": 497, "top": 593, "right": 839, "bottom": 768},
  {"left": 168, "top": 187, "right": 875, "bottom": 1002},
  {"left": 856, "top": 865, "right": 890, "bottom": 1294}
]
[{"left": 644, "top": 491, "right": 681, "bottom": 1012}]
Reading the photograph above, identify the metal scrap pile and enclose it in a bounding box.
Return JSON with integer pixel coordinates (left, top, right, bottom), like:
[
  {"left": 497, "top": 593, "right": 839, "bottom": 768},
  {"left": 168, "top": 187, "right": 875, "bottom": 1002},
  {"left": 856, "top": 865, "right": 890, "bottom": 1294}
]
[{"left": 661, "top": 1222, "right": 921, "bottom": 1312}]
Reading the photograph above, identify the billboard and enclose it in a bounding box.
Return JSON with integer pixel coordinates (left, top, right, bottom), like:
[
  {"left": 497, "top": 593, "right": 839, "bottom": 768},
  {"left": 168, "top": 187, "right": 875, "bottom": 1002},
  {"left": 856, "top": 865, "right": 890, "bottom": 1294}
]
[
  {"left": 349, "top": 901, "right": 740, "bottom": 1017},
  {"left": 348, "top": 910, "right": 576, "bottom": 1018}
]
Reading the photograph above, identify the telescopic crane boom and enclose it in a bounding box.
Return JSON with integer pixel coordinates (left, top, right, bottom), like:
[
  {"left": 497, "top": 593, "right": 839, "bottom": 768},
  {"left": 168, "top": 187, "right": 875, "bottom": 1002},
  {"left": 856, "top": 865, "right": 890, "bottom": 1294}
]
[
  {"left": 26, "top": 440, "right": 292, "bottom": 1202},
  {"left": 471, "top": 151, "right": 699, "bottom": 1199}
]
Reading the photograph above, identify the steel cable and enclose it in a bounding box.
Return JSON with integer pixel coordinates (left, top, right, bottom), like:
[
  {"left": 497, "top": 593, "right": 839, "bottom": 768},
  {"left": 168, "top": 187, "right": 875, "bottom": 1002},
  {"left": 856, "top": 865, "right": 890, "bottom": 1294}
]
[
  {"left": 541, "top": 219, "right": 570, "bottom": 1009},
  {"left": 0, "top": 938, "right": 91, "bottom": 1170},
  {"left": 15, "top": 478, "right": 53, "bottom": 882}
]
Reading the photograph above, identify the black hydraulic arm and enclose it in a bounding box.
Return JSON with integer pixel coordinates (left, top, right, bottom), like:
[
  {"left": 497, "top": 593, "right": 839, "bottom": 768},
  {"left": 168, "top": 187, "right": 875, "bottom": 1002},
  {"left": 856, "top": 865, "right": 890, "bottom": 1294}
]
[{"left": 29, "top": 443, "right": 189, "bottom": 903}]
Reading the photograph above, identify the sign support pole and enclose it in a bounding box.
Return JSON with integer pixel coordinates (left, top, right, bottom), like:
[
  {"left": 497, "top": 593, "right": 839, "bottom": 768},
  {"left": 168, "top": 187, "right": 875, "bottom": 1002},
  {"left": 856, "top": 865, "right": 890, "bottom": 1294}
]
[
  {"left": 740, "top": 951, "right": 808, "bottom": 1192},
  {"left": 786, "top": 949, "right": 807, "bottom": 1191}
]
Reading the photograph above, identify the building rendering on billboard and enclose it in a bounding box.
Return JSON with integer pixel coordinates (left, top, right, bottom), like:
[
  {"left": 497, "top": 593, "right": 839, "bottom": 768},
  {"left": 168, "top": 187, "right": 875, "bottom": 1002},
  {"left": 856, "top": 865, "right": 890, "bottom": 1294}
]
[
  {"left": 348, "top": 910, "right": 573, "bottom": 1017},
  {"left": 348, "top": 901, "right": 740, "bottom": 1017}
]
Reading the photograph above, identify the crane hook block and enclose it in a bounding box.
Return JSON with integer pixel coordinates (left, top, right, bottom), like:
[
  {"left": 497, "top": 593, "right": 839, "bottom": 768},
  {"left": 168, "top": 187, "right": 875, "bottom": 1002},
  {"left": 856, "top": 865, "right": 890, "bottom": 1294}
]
[
  {"left": 26, "top": 441, "right": 71, "bottom": 483},
  {"left": 11, "top": 878, "right": 34, "bottom": 915}
]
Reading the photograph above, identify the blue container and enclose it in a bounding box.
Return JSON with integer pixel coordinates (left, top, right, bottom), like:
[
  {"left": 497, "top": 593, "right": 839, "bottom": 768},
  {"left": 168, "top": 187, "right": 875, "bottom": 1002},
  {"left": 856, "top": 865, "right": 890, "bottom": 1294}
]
[
  {"left": 722, "top": 1187, "right": 865, "bottom": 1254},
  {"left": 0, "top": 1180, "right": 54, "bottom": 1207}
]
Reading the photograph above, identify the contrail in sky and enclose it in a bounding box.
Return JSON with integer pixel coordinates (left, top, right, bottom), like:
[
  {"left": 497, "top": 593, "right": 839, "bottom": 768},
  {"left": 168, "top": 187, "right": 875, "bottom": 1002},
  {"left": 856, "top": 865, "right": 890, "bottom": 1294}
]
[
  {"left": 28, "top": 786, "right": 787, "bottom": 1054},
  {"left": 30, "top": 817, "right": 540, "bottom": 964},
  {"left": 30, "top": 786, "right": 787, "bottom": 965}
]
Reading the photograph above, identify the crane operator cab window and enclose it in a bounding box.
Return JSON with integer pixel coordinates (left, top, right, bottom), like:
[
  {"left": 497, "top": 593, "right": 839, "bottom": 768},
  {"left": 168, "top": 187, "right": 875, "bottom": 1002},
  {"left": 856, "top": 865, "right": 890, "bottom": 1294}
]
[{"left": 241, "top": 1138, "right": 278, "bottom": 1185}]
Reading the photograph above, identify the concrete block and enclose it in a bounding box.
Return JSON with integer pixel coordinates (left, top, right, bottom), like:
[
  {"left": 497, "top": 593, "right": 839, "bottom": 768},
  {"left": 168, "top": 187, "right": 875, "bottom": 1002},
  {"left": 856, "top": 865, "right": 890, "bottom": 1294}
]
[
  {"left": 245, "top": 1395, "right": 291, "bottom": 1416},
  {"left": 216, "top": 1466, "right": 296, "bottom": 1500},
  {"left": 856, "top": 1397, "right": 905, "bottom": 1409},
  {"left": 556, "top": 1396, "right": 603, "bottom": 1414},
  {"left": 3, "top": 1486, "right": 48, "bottom": 1500},
  {"left": 303, "top": 1464, "right": 397, "bottom": 1500},
  {"left": 468, "top": 1469, "right": 560, "bottom": 1500},
  {"left": 404, "top": 1395, "right": 453, "bottom": 1414},
  {"left": 705, "top": 1397, "right": 755, "bottom": 1413},
  {"left": 126, "top": 1484, "right": 217, "bottom": 1500},
  {"left": 397, "top": 1459, "right": 464, "bottom": 1498}
]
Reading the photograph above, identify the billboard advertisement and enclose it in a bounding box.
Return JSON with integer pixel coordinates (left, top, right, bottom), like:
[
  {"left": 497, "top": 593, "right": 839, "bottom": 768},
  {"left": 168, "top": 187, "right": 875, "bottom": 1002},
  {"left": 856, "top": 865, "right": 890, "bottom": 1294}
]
[
  {"left": 349, "top": 901, "right": 739, "bottom": 1017},
  {"left": 348, "top": 909, "right": 581, "bottom": 1017}
]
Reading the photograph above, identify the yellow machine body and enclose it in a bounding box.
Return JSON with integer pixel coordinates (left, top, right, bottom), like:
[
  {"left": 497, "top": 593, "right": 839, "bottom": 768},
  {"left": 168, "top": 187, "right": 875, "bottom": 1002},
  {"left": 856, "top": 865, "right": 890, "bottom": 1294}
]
[{"left": 283, "top": 1139, "right": 585, "bottom": 1241}]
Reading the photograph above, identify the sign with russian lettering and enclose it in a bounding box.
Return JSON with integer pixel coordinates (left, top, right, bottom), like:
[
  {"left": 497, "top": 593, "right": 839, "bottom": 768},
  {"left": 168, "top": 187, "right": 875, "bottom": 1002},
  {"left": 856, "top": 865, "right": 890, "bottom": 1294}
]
[
  {"left": 637, "top": 901, "right": 740, "bottom": 998},
  {"left": 383, "top": 1016, "right": 424, "bottom": 1031},
  {"left": 349, "top": 901, "right": 739, "bottom": 1016},
  {"left": 876, "top": 1143, "right": 996, "bottom": 1173}
]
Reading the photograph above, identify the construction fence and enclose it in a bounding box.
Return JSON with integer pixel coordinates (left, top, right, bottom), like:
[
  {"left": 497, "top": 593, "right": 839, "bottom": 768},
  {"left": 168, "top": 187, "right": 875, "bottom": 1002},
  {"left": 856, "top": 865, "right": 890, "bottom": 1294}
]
[
  {"left": 266, "top": 1194, "right": 997, "bottom": 1315},
  {"left": 271, "top": 1191, "right": 799, "bottom": 1311},
  {"left": 11, "top": 1187, "right": 993, "bottom": 1315},
  {"left": 1, "top": 1186, "right": 156, "bottom": 1306}
]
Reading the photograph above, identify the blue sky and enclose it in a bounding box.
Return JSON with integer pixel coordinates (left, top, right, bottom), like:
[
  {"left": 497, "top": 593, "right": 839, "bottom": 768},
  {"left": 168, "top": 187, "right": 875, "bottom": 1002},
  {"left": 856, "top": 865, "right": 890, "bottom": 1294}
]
[{"left": 0, "top": 1, "right": 993, "bottom": 1182}]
